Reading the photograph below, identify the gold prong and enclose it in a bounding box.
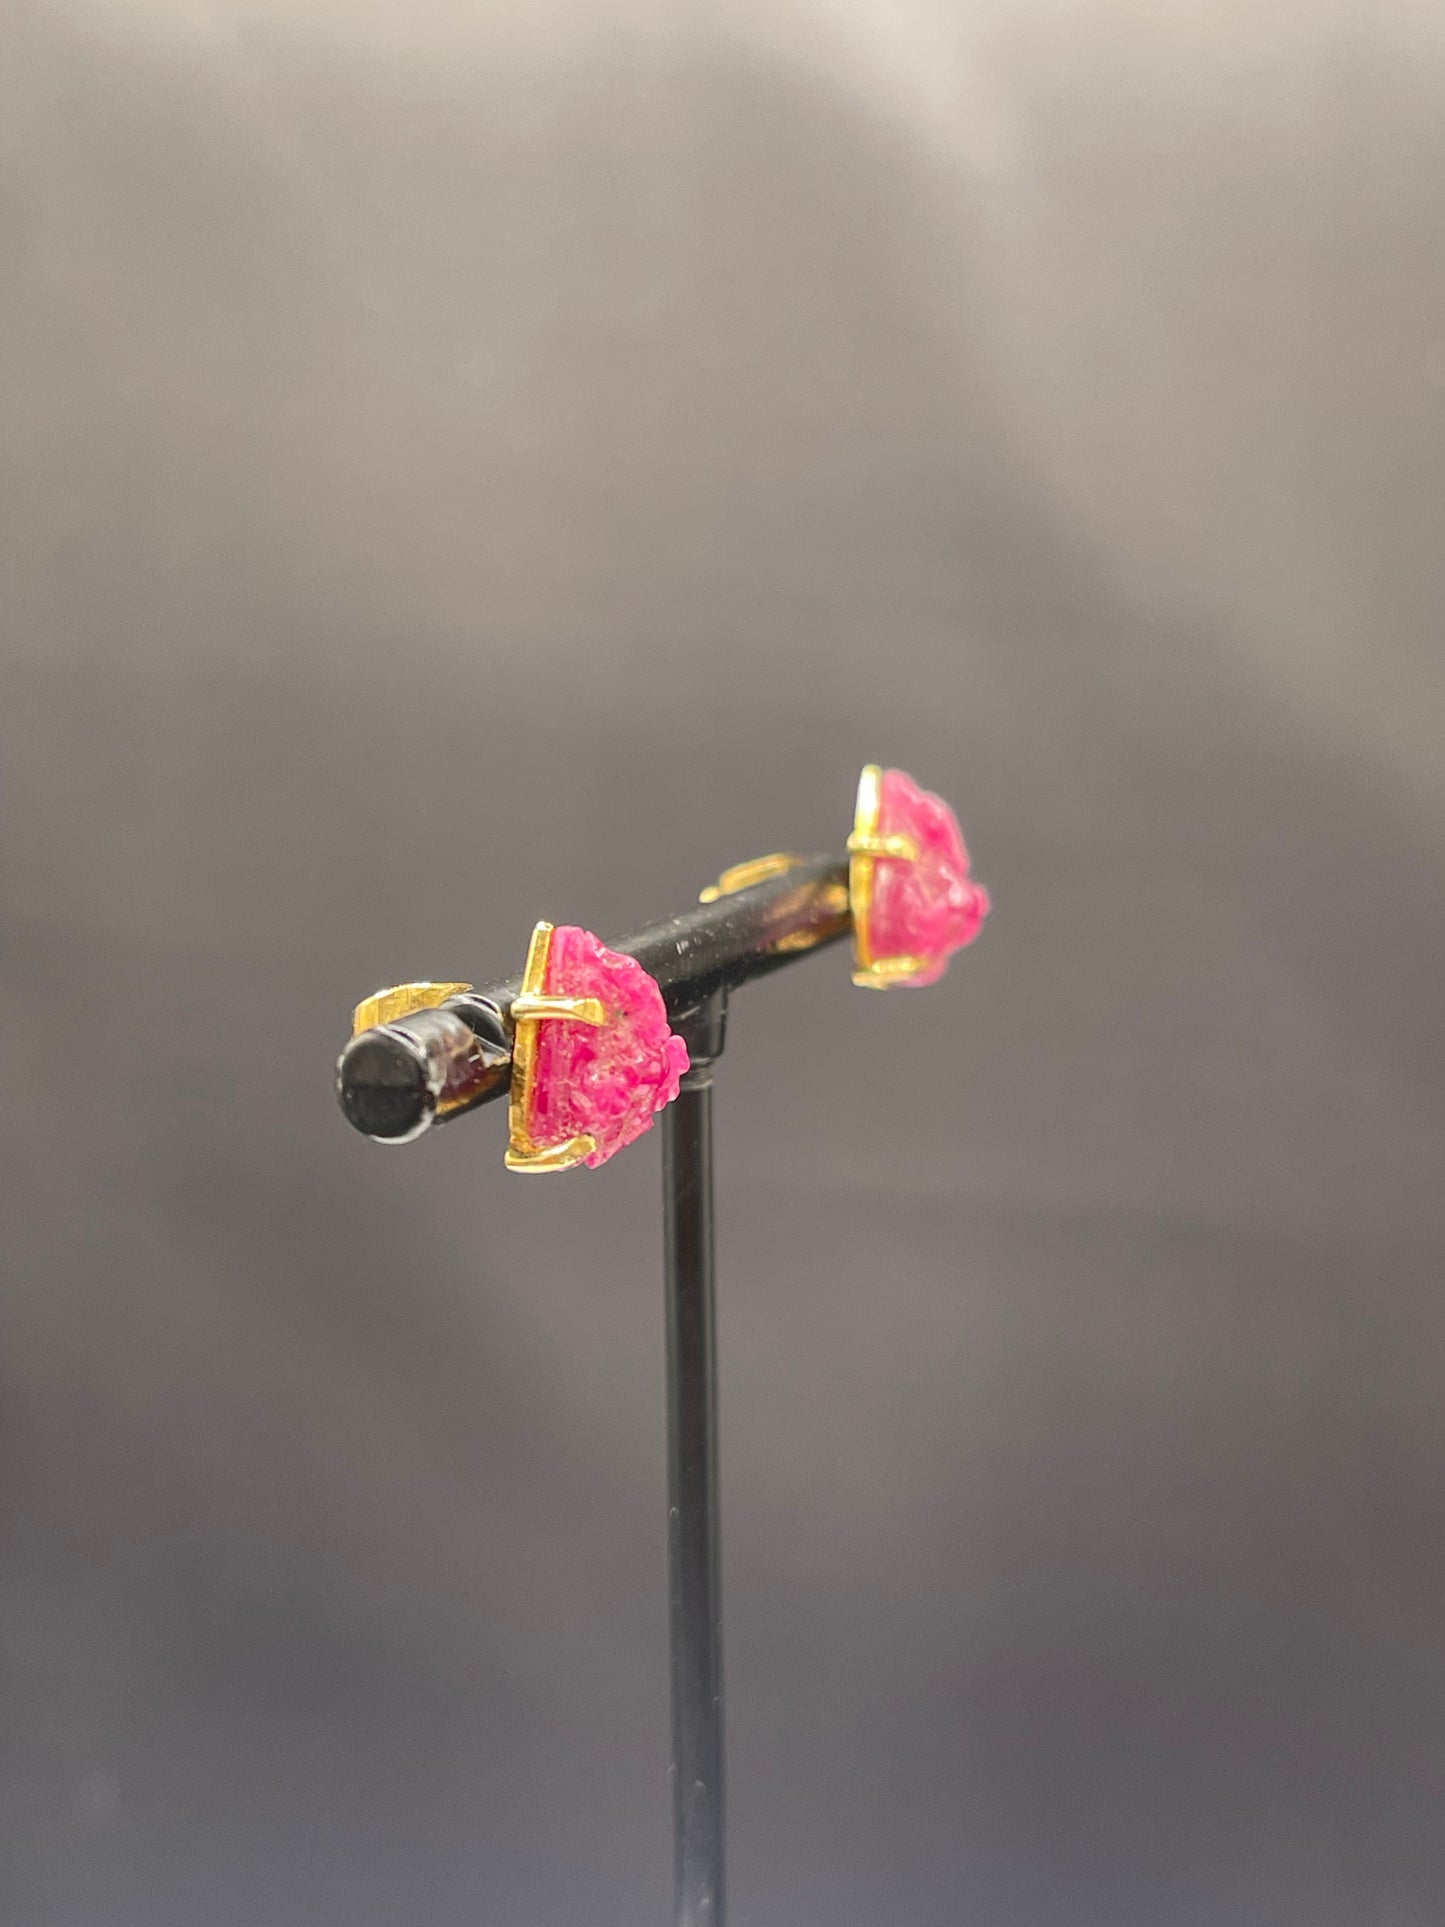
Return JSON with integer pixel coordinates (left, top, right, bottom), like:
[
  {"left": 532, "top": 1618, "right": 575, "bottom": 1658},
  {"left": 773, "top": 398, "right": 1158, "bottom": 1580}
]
[
  {"left": 849, "top": 765, "right": 882, "bottom": 977},
  {"left": 849, "top": 765, "right": 933, "bottom": 985},
  {"left": 852, "top": 955, "right": 929, "bottom": 987},
  {"left": 699, "top": 852, "right": 806, "bottom": 903},
  {"left": 504, "top": 1133, "right": 597, "bottom": 1173},
  {"left": 506, "top": 922, "right": 611, "bottom": 1174},
  {"left": 506, "top": 922, "right": 551, "bottom": 1171},
  {"left": 518, "top": 920, "right": 554, "bottom": 998},
  {"left": 509, "top": 993, "right": 607, "bottom": 1026},
  {"left": 845, "top": 830, "right": 920, "bottom": 862},
  {"left": 352, "top": 981, "right": 473, "bottom": 1036}
]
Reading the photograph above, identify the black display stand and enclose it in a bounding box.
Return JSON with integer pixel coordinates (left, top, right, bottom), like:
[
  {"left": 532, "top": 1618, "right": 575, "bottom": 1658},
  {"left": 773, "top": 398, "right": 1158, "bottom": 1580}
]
[
  {"left": 339, "top": 857, "right": 856, "bottom": 1927},
  {"left": 663, "top": 992, "right": 728, "bottom": 1926}
]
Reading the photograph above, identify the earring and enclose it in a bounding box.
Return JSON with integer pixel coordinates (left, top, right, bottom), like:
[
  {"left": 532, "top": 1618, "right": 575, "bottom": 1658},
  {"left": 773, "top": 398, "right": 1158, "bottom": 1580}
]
[
  {"left": 847, "top": 765, "right": 990, "bottom": 988},
  {"left": 505, "top": 922, "right": 690, "bottom": 1173}
]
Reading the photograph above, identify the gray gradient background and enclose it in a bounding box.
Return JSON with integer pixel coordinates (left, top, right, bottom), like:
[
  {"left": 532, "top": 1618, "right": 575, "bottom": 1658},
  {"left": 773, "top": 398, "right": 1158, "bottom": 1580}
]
[{"left": 4, "top": 2, "right": 1445, "bottom": 1922}]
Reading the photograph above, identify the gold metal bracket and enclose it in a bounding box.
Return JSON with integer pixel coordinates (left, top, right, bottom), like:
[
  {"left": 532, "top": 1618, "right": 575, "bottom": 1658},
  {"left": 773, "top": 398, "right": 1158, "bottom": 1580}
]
[
  {"left": 504, "top": 922, "right": 606, "bottom": 1173},
  {"left": 351, "top": 981, "right": 474, "bottom": 1036}
]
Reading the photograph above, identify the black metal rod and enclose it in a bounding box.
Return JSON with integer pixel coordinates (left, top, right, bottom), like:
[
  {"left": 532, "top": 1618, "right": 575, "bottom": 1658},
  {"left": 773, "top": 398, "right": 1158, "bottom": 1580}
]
[
  {"left": 663, "top": 1050, "right": 725, "bottom": 1927},
  {"left": 337, "top": 855, "right": 850, "bottom": 1143}
]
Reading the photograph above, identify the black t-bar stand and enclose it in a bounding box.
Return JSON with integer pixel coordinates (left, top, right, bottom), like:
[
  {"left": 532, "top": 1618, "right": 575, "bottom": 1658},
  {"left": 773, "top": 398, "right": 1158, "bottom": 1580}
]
[
  {"left": 338, "top": 856, "right": 853, "bottom": 1926},
  {"left": 664, "top": 990, "right": 727, "bottom": 1925}
]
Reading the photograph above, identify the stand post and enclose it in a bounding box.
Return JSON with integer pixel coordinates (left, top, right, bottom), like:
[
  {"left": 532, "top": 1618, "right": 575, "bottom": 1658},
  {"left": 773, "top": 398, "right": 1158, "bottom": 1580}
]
[{"left": 662, "top": 994, "right": 727, "bottom": 1927}]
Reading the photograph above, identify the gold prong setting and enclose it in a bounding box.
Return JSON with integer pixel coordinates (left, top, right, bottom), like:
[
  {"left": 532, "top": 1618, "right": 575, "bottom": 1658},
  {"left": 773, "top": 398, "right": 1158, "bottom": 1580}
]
[
  {"left": 504, "top": 923, "right": 608, "bottom": 1172},
  {"left": 849, "top": 764, "right": 930, "bottom": 986},
  {"left": 849, "top": 764, "right": 891, "bottom": 984},
  {"left": 503, "top": 920, "right": 690, "bottom": 1174},
  {"left": 509, "top": 993, "right": 608, "bottom": 1027},
  {"left": 504, "top": 1131, "right": 598, "bottom": 1173},
  {"left": 847, "top": 763, "right": 990, "bottom": 988},
  {"left": 845, "top": 830, "right": 920, "bottom": 863},
  {"left": 852, "top": 953, "right": 931, "bottom": 988}
]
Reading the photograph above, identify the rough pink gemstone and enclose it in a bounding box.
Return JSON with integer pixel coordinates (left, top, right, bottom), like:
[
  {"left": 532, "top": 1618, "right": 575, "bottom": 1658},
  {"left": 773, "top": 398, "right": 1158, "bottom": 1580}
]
[
  {"left": 868, "top": 768, "right": 990, "bottom": 986},
  {"left": 530, "top": 927, "right": 690, "bottom": 1168}
]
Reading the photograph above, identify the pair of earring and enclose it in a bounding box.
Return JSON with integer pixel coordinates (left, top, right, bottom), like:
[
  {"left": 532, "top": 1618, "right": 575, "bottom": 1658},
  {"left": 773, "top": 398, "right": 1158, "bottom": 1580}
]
[
  {"left": 504, "top": 764, "right": 988, "bottom": 1173},
  {"left": 358, "top": 765, "right": 988, "bottom": 1174}
]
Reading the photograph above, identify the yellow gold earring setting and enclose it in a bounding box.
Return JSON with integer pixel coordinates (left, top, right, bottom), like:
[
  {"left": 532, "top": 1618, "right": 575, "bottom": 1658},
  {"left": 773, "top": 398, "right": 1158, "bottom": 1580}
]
[
  {"left": 847, "top": 764, "right": 991, "bottom": 988},
  {"left": 504, "top": 922, "right": 690, "bottom": 1173}
]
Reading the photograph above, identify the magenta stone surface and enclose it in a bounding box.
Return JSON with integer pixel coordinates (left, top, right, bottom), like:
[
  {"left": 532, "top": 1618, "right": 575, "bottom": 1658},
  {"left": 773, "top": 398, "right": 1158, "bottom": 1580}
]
[
  {"left": 867, "top": 768, "right": 990, "bottom": 985},
  {"left": 530, "top": 926, "right": 690, "bottom": 1168}
]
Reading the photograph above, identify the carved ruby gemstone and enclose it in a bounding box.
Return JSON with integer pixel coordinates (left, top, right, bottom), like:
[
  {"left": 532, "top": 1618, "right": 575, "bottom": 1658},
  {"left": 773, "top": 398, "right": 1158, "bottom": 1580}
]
[
  {"left": 868, "top": 768, "right": 990, "bottom": 985},
  {"left": 530, "top": 927, "right": 690, "bottom": 1168}
]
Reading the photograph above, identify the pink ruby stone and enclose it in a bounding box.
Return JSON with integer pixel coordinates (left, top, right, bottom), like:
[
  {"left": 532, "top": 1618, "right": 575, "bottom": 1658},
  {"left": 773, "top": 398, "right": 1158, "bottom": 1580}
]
[
  {"left": 868, "top": 768, "right": 990, "bottom": 985},
  {"left": 530, "top": 927, "right": 690, "bottom": 1168}
]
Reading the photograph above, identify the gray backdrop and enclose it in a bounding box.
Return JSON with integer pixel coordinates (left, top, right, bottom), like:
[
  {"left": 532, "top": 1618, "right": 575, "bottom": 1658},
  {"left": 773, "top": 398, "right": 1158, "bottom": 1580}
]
[{"left": 4, "top": 2, "right": 1445, "bottom": 1922}]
